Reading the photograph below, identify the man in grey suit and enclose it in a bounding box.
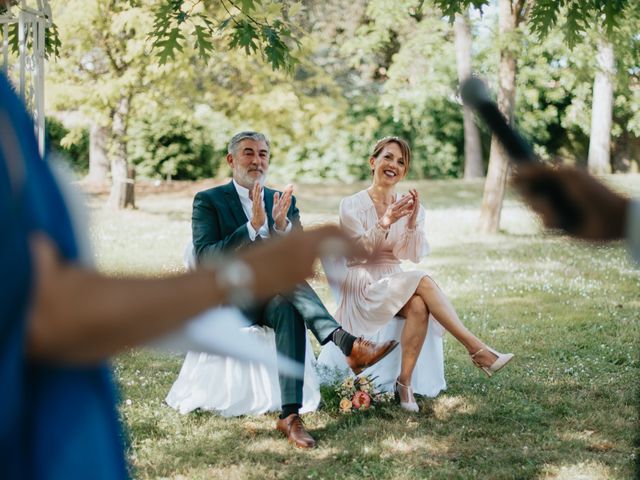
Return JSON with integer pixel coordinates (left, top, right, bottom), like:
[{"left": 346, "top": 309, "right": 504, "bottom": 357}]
[{"left": 192, "top": 131, "right": 398, "bottom": 448}]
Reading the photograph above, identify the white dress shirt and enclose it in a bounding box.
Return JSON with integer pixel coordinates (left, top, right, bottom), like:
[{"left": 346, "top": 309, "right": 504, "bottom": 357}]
[{"left": 232, "top": 179, "right": 291, "bottom": 241}]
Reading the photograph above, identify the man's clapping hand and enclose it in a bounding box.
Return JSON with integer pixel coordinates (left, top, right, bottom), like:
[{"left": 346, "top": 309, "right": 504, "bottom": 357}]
[
  {"left": 250, "top": 181, "right": 267, "bottom": 232},
  {"left": 273, "top": 184, "right": 294, "bottom": 231}
]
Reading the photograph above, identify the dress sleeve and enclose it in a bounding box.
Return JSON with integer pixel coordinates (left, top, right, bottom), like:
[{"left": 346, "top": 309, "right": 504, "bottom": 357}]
[
  {"left": 339, "top": 197, "right": 388, "bottom": 254},
  {"left": 392, "top": 204, "right": 430, "bottom": 263}
]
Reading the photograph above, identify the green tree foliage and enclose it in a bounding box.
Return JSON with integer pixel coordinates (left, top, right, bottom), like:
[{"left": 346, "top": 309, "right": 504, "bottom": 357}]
[
  {"left": 0, "top": 2, "right": 61, "bottom": 59},
  {"left": 127, "top": 110, "right": 219, "bottom": 180},
  {"left": 338, "top": 0, "right": 639, "bottom": 177},
  {"left": 509, "top": 11, "right": 640, "bottom": 170},
  {"left": 336, "top": 0, "right": 467, "bottom": 178},
  {"left": 432, "top": 0, "right": 631, "bottom": 48},
  {"left": 45, "top": 0, "right": 639, "bottom": 184},
  {"left": 373, "top": 12, "right": 465, "bottom": 178},
  {"left": 148, "top": 0, "right": 301, "bottom": 70},
  {"left": 45, "top": 117, "right": 90, "bottom": 173}
]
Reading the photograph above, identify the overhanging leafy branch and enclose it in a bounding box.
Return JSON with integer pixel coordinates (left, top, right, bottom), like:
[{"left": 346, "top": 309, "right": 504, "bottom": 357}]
[{"left": 149, "top": 0, "right": 300, "bottom": 71}]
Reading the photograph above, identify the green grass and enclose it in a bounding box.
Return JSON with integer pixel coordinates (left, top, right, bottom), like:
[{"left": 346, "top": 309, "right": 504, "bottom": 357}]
[{"left": 87, "top": 176, "right": 640, "bottom": 479}]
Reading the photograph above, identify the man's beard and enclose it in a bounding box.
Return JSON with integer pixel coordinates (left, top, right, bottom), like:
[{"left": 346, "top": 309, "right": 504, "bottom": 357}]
[{"left": 235, "top": 169, "right": 265, "bottom": 189}]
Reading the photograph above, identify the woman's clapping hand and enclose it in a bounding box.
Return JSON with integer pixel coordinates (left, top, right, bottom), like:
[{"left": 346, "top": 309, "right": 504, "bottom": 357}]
[
  {"left": 406, "top": 189, "right": 420, "bottom": 230},
  {"left": 379, "top": 191, "right": 416, "bottom": 229}
]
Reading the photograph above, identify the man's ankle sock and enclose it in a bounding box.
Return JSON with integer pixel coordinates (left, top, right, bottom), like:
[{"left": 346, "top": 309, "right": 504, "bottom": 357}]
[
  {"left": 280, "top": 404, "right": 300, "bottom": 419},
  {"left": 332, "top": 328, "right": 356, "bottom": 356}
]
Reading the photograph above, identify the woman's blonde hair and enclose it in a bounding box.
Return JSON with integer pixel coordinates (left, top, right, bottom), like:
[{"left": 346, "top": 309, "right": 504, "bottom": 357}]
[{"left": 370, "top": 136, "right": 412, "bottom": 172}]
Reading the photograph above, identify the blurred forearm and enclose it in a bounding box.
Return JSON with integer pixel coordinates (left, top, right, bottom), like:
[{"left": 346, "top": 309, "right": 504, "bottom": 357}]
[
  {"left": 26, "top": 225, "right": 350, "bottom": 365},
  {"left": 27, "top": 247, "right": 225, "bottom": 364}
]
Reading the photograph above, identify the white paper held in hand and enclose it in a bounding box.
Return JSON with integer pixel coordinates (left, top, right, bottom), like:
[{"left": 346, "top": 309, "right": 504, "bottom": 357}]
[{"left": 151, "top": 306, "right": 304, "bottom": 379}]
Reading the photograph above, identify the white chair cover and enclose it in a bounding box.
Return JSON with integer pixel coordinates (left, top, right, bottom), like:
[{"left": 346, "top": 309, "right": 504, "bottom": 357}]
[{"left": 165, "top": 243, "right": 321, "bottom": 416}]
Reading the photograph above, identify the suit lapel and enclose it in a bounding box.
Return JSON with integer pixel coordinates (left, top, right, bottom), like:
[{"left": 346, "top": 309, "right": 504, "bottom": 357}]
[
  {"left": 222, "top": 181, "right": 248, "bottom": 227},
  {"left": 264, "top": 187, "right": 275, "bottom": 231}
]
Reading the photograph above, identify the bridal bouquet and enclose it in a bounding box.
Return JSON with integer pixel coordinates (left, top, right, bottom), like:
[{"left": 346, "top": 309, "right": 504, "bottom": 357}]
[{"left": 337, "top": 375, "right": 394, "bottom": 413}]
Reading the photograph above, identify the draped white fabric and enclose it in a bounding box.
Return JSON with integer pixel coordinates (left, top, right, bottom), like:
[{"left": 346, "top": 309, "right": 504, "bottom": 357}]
[
  {"left": 165, "top": 243, "right": 321, "bottom": 417},
  {"left": 166, "top": 325, "right": 320, "bottom": 417}
]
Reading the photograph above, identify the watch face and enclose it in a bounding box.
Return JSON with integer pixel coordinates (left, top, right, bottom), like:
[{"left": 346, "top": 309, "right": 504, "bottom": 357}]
[{"left": 217, "top": 259, "right": 254, "bottom": 308}]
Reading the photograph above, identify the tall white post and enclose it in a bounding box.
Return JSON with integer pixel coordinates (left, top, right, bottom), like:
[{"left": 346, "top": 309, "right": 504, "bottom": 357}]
[
  {"left": 35, "top": 15, "right": 44, "bottom": 154},
  {"left": 2, "top": 23, "right": 8, "bottom": 74},
  {"left": 18, "top": 10, "right": 25, "bottom": 98},
  {"left": 0, "top": 1, "right": 51, "bottom": 157}
]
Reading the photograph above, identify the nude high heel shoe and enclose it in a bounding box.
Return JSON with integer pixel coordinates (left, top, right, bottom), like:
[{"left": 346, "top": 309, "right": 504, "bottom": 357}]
[
  {"left": 395, "top": 379, "right": 419, "bottom": 412},
  {"left": 470, "top": 347, "right": 514, "bottom": 377}
]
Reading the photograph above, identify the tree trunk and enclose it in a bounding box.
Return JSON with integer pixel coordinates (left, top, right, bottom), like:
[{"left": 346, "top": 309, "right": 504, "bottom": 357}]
[
  {"left": 454, "top": 11, "right": 484, "bottom": 179},
  {"left": 85, "top": 123, "right": 110, "bottom": 184},
  {"left": 107, "top": 96, "right": 135, "bottom": 209},
  {"left": 587, "top": 40, "right": 615, "bottom": 175},
  {"left": 478, "top": 0, "right": 518, "bottom": 234}
]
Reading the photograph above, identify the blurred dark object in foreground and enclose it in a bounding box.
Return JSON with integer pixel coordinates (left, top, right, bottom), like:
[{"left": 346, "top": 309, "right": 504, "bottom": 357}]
[{"left": 461, "top": 76, "right": 635, "bottom": 252}]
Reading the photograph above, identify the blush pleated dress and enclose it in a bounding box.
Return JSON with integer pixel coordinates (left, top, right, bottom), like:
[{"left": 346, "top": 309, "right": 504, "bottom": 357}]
[{"left": 317, "top": 190, "right": 446, "bottom": 397}]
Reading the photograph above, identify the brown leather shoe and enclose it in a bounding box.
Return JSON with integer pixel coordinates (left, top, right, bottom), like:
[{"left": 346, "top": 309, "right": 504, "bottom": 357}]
[
  {"left": 276, "top": 414, "right": 316, "bottom": 449},
  {"left": 346, "top": 337, "right": 399, "bottom": 375}
]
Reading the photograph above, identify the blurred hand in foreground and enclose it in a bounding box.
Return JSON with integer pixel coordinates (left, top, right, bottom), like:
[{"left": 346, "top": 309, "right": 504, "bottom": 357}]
[
  {"left": 238, "top": 224, "right": 362, "bottom": 299},
  {"left": 512, "top": 164, "right": 629, "bottom": 241},
  {"left": 27, "top": 225, "right": 360, "bottom": 363}
]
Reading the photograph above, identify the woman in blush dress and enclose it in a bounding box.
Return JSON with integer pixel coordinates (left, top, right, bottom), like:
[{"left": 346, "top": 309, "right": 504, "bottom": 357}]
[{"left": 331, "top": 136, "right": 513, "bottom": 412}]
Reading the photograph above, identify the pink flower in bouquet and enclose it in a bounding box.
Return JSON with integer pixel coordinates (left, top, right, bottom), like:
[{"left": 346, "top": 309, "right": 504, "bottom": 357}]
[
  {"left": 339, "top": 397, "right": 353, "bottom": 413},
  {"left": 352, "top": 391, "right": 371, "bottom": 410}
]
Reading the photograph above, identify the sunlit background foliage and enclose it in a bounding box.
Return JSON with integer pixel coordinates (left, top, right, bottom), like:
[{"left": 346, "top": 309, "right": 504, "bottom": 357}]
[{"left": 42, "top": 0, "right": 639, "bottom": 182}]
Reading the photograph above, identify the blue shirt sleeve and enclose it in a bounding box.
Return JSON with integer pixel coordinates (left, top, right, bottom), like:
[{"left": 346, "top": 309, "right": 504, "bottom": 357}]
[
  {"left": 0, "top": 73, "right": 128, "bottom": 480},
  {"left": 0, "top": 72, "right": 37, "bottom": 480}
]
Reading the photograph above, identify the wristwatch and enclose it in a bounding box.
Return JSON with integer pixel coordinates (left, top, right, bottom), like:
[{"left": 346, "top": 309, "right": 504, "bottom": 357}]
[{"left": 215, "top": 258, "right": 255, "bottom": 308}]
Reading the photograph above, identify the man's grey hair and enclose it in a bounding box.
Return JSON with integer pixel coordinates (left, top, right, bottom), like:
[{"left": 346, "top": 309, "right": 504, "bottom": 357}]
[{"left": 227, "top": 131, "right": 271, "bottom": 156}]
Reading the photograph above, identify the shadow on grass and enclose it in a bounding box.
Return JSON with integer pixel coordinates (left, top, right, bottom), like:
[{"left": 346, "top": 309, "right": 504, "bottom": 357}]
[{"left": 128, "top": 363, "right": 635, "bottom": 479}]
